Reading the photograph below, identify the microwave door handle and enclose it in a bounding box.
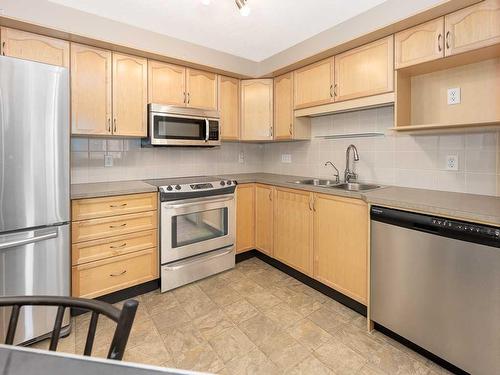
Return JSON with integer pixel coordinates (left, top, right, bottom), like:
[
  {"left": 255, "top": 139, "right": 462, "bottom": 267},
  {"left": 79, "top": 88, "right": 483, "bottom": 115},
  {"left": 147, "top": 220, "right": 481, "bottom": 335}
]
[{"left": 205, "top": 119, "right": 209, "bottom": 142}]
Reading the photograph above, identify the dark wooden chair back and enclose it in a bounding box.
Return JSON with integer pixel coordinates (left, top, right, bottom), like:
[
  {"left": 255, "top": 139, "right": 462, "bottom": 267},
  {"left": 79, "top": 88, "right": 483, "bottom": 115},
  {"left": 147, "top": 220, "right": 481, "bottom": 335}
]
[{"left": 0, "top": 296, "right": 138, "bottom": 360}]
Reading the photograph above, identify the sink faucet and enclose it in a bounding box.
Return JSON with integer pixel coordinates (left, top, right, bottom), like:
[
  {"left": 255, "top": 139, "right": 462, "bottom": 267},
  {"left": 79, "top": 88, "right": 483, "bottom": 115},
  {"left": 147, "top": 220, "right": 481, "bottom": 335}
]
[
  {"left": 344, "top": 144, "right": 359, "bottom": 183},
  {"left": 324, "top": 161, "right": 340, "bottom": 183}
]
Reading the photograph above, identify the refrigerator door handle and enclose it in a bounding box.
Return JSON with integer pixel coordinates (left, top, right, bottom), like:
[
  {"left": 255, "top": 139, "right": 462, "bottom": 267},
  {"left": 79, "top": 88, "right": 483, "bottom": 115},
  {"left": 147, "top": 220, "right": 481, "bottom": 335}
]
[{"left": 0, "top": 229, "right": 58, "bottom": 251}]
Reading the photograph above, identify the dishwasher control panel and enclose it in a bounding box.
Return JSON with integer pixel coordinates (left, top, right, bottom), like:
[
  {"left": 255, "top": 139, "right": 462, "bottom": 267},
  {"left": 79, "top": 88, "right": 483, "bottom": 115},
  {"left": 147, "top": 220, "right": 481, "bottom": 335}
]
[{"left": 431, "top": 218, "right": 500, "bottom": 239}]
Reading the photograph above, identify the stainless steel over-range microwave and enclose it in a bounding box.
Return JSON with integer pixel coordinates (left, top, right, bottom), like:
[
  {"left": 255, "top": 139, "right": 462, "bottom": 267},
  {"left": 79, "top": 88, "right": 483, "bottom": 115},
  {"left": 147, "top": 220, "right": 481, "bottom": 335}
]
[{"left": 144, "top": 104, "right": 221, "bottom": 146}]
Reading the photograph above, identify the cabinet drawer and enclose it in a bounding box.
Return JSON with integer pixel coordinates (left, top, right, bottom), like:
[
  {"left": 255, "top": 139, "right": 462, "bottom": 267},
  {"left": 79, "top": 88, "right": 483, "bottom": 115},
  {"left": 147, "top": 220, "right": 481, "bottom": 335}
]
[
  {"left": 72, "top": 247, "right": 158, "bottom": 298},
  {"left": 72, "top": 229, "right": 157, "bottom": 265},
  {"left": 72, "top": 192, "right": 157, "bottom": 221},
  {"left": 72, "top": 211, "right": 157, "bottom": 243}
]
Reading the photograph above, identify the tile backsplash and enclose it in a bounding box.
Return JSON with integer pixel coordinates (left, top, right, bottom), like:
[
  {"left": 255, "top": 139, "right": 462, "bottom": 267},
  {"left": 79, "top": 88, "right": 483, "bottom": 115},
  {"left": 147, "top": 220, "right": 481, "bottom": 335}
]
[
  {"left": 262, "top": 107, "right": 500, "bottom": 196},
  {"left": 71, "top": 106, "right": 500, "bottom": 196}
]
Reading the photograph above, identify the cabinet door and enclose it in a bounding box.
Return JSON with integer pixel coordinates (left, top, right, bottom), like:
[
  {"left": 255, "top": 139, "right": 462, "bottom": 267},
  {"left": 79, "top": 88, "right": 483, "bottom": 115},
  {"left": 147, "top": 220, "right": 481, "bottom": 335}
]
[
  {"left": 274, "top": 73, "right": 293, "bottom": 140},
  {"left": 0, "top": 27, "right": 69, "bottom": 67},
  {"left": 274, "top": 188, "right": 313, "bottom": 275},
  {"left": 71, "top": 43, "right": 112, "bottom": 135},
  {"left": 112, "top": 53, "right": 147, "bottom": 137},
  {"left": 445, "top": 0, "right": 500, "bottom": 56},
  {"left": 335, "top": 36, "right": 394, "bottom": 102},
  {"left": 219, "top": 75, "right": 240, "bottom": 140},
  {"left": 313, "top": 194, "right": 368, "bottom": 304},
  {"left": 240, "top": 79, "right": 273, "bottom": 141},
  {"left": 186, "top": 68, "right": 218, "bottom": 110},
  {"left": 255, "top": 184, "right": 273, "bottom": 256},
  {"left": 293, "top": 58, "right": 333, "bottom": 109},
  {"left": 148, "top": 60, "right": 186, "bottom": 106},
  {"left": 236, "top": 184, "right": 255, "bottom": 253},
  {"left": 395, "top": 18, "right": 444, "bottom": 69}
]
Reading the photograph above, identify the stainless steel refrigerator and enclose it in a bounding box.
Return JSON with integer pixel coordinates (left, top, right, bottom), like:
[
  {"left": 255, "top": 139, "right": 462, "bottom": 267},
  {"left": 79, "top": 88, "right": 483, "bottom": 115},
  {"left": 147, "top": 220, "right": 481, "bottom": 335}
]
[{"left": 0, "top": 56, "right": 70, "bottom": 344}]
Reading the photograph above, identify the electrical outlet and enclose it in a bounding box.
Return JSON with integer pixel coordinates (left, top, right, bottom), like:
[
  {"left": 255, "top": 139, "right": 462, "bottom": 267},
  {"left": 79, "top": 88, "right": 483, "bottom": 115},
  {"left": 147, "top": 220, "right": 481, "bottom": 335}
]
[
  {"left": 446, "top": 154, "right": 459, "bottom": 171},
  {"left": 447, "top": 87, "right": 461, "bottom": 105},
  {"left": 104, "top": 154, "right": 113, "bottom": 167},
  {"left": 281, "top": 154, "right": 292, "bottom": 163},
  {"left": 238, "top": 151, "right": 245, "bottom": 163}
]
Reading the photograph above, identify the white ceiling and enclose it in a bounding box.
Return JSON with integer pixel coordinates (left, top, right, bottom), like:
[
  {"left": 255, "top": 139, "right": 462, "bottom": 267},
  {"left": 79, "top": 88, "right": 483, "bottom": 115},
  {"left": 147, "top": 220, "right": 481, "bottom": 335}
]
[{"left": 48, "top": 0, "right": 387, "bottom": 62}]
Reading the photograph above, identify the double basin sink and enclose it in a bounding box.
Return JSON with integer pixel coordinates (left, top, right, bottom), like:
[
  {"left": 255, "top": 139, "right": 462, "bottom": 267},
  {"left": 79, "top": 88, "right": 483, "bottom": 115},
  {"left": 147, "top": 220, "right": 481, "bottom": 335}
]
[{"left": 292, "top": 179, "right": 381, "bottom": 192}]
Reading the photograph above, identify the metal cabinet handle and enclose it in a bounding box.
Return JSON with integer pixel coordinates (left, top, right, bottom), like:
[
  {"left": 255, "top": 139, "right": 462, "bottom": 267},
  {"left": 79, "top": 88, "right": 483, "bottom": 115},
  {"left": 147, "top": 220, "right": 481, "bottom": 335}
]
[
  {"left": 312, "top": 198, "right": 316, "bottom": 212},
  {"left": 289, "top": 124, "right": 293, "bottom": 136},
  {"left": 270, "top": 125, "right": 273, "bottom": 138},
  {"left": 445, "top": 31, "right": 450, "bottom": 49},
  {"left": 110, "top": 243, "right": 127, "bottom": 249},
  {"left": 333, "top": 84, "right": 338, "bottom": 97},
  {"left": 437, "top": 34, "right": 442, "bottom": 52},
  {"left": 329, "top": 84, "right": 333, "bottom": 98},
  {"left": 187, "top": 92, "right": 190, "bottom": 104},
  {"left": 110, "top": 270, "right": 127, "bottom": 277},
  {"left": 183, "top": 92, "right": 186, "bottom": 104},
  {"left": 110, "top": 203, "right": 127, "bottom": 208},
  {"left": 309, "top": 198, "right": 313, "bottom": 211},
  {"left": 107, "top": 118, "right": 111, "bottom": 133},
  {"left": 109, "top": 223, "right": 127, "bottom": 228},
  {"left": 1, "top": 42, "right": 5, "bottom": 55},
  {"left": 269, "top": 190, "right": 272, "bottom": 201},
  {"left": 113, "top": 118, "right": 117, "bottom": 133}
]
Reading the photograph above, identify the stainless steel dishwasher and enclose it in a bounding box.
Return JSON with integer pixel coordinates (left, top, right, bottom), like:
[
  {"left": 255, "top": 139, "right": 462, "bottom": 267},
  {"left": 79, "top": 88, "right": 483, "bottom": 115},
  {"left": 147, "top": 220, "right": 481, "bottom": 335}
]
[{"left": 370, "top": 206, "right": 500, "bottom": 375}]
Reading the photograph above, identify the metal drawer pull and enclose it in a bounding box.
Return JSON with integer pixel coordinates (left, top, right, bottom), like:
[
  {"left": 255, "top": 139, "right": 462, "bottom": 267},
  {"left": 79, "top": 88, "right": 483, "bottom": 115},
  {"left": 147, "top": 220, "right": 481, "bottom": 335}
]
[
  {"left": 110, "top": 243, "right": 127, "bottom": 249},
  {"left": 110, "top": 203, "right": 127, "bottom": 208},
  {"left": 445, "top": 31, "right": 450, "bottom": 49},
  {"left": 109, "top": 223, "right": 127, "bottom": 228},
  {"left": 437, "top": 34, "right": 442, "bottom": 52},
  {"left": 110, "top": 270, "right": 127, "bottom": 277}
]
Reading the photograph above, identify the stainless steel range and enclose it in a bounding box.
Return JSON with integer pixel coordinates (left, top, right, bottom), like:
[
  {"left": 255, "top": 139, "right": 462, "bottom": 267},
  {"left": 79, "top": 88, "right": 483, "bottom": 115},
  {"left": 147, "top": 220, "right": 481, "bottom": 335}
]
[{"left": 146, "top": 176, "right": 237, "bottom": 292}]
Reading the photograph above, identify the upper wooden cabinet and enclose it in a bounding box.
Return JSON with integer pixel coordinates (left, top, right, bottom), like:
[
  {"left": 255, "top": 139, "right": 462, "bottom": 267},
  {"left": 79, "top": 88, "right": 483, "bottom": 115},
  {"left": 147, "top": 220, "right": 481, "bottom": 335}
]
[
  {"left": 0, "top": 27, "right": 69, "bottom": 67},
  {"left": 274, "top": 187, "right": 313, "bottom": 276},
  {"left": 445, "top": 0, "right": 500, "bottom": 56},
  {"left": 71, "top": 43, "right": 112, "bottom": 135},
  {"left": 293, "top": 58, "right": 334, "bottom": 109},
  {"left": 112, "top": 52, "right": 148, "bottom": 137},
  {"left": 395, "top": 18, "right": 445, "bottom": 69},
  {"left": 334, "top": 36, "right": 394, "bottom": 102},
  {"left": 240, "top": 79, "right": 274, "bottom": 141},
  {"left": 186, "top": 68, "right": 218, "bottom": 110},
  {"left": 148, "top": 61, "right": 218, "bottom": 110},
  {"left": 313, "top": 194, "right": 368, "bottom": 304},
  {"left": 148, "top": 60, "right": 186, "bottom": 106},
  {"left": 236, "top": 184, "right": 255, "bottom": 253},
  {"left": 255, "top": 184, "right": 274, "bottom": 256},
  {"left": 274, "top": 73, "right": 311, "bottom": 141},
  {"left": 219, "top": 75, "right": 240, "bottom": 140}
]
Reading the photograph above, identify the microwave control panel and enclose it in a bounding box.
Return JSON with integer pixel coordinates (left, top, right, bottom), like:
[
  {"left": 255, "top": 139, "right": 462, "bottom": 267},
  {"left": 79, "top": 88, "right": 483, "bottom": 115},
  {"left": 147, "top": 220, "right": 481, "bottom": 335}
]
[{"left": 208, "top": 121, "right": 219, "bottom": 140}]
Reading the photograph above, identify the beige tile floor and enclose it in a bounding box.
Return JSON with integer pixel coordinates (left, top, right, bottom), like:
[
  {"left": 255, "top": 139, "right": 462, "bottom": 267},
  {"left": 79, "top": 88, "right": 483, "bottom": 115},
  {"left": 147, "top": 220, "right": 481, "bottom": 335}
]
[{"left": 30, "top": 258, "right": 452, "bottom": 374}]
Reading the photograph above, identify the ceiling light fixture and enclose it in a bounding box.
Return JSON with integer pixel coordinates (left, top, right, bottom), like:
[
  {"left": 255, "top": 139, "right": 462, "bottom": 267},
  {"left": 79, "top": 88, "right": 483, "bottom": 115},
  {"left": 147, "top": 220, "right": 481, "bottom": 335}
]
[
  {"left": 235, "top": 0, "right": 251, "bottom": 16},
  {"left": 200, "top": 0, "right": 211, "bottom": 5}
]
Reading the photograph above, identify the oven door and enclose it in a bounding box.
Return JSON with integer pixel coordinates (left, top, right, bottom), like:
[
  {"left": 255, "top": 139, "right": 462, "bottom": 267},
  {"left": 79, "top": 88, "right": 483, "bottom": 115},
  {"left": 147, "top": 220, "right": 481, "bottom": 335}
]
[
  {"left": 150, "top": 112, "right": 219, "bottom": 146},
  {"left": 161, "top": 194, "right": 235, "bottom": 264}
]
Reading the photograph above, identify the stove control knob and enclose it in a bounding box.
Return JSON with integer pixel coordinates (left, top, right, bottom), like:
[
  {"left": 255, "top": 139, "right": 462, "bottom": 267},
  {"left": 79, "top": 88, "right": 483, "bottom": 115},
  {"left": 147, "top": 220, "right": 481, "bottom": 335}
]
[
  {"left": 175, "top": 185, "right": 181, "bottom": 191},
  {"left": 226, "top": 180, "right": 232, "bottom": 185},
  {"left": 166, "top": 185, "right": 173, "bottom": 191},
  {"left": 220, "top": 181, "right": 226, "bottom": 186}
]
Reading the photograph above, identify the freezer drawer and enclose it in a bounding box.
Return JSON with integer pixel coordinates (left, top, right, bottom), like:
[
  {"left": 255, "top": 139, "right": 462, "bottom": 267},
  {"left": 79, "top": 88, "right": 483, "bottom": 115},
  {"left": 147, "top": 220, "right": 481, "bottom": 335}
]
[{"left": 0, "top": 224, "right": 70, "bottom": 344}]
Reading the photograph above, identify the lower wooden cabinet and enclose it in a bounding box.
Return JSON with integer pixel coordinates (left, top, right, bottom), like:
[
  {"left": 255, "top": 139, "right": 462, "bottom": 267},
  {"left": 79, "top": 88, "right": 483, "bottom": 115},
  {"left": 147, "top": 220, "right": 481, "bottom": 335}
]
[
  {"left": 313, "top": 194, "right": 368, "bottom": 304},
  {"left": 274, "top": 187, "right": 314, "bottom": 276},
  {"left": 72, "top": 247, "right": 158, "bottom": 298},
  {"left": 71, "top": 193, "right": 158, "bottom": 298},
  {"left": 236, "top": 184, "right": 255, "bottom": 253},
  {"left": 255, "top": 184, "right": 274, "bottom": 256}
]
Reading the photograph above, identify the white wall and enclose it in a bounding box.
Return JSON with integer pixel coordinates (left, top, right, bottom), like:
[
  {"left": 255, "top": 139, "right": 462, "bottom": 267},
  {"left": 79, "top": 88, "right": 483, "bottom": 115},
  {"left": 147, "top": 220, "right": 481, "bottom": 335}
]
[{"left": 262, "top": 107, "right": 500, "bottom": 196}]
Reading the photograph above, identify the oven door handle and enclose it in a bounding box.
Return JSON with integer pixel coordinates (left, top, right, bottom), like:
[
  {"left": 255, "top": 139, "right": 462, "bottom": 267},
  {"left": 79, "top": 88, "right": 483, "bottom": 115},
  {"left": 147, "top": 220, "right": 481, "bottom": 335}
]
[
  {"left": 163, "top": 247, "right": 234, "bottom": 271},
  {"left": 205, "top": 118, "right": 210, "bottom": 142},
  {"left": 163, "top": 195, "right": 233, "bottom": 209}
]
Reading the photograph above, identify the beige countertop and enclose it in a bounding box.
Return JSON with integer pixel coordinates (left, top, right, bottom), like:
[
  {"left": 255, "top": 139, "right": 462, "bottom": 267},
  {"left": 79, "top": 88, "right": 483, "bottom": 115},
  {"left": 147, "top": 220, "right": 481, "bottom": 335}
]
[{"left": 71, "top": 173, "right": 500, "bottom": 226}]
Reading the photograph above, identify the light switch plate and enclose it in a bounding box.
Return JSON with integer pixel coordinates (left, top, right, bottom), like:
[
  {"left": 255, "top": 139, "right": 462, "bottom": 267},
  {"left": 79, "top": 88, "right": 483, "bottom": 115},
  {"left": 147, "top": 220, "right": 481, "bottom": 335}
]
[
  {"left": 104, "top": 154, "right": 113, "bottom": 167},
  {"left": 281, "top": 154, "right": 292, "bottom": 163},
  {"left": 447, "top": 87, "right": 461, "bottom": 105},
  {"left": 238, "top": 151, "right": 245, "bottom": 163},
  {"left": 446, "top": 154, "right": 459, "bottom": 171}
]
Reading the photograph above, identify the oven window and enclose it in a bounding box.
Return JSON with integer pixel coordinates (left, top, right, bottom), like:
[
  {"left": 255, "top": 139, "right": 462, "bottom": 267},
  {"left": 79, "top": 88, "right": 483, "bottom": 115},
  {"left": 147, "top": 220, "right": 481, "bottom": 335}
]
[
  {"left": 172, "top": 208, "right": 228, "bottom": 248},
  {"left": 154, "top": 115, "right": 205, "bottom": 140}
]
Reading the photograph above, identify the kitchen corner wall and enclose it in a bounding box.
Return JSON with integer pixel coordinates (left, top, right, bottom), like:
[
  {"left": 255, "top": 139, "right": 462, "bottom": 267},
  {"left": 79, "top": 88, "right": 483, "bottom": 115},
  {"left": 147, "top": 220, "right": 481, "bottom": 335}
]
[
  {"left": 71, "top": 140, "right": 264, "bottom": 183},
  {"left": 71, "top": 106, "right": 500, "bottom": 197},
  {"left": 262, "top": 106, "right": 500, "bottom": 197}
]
